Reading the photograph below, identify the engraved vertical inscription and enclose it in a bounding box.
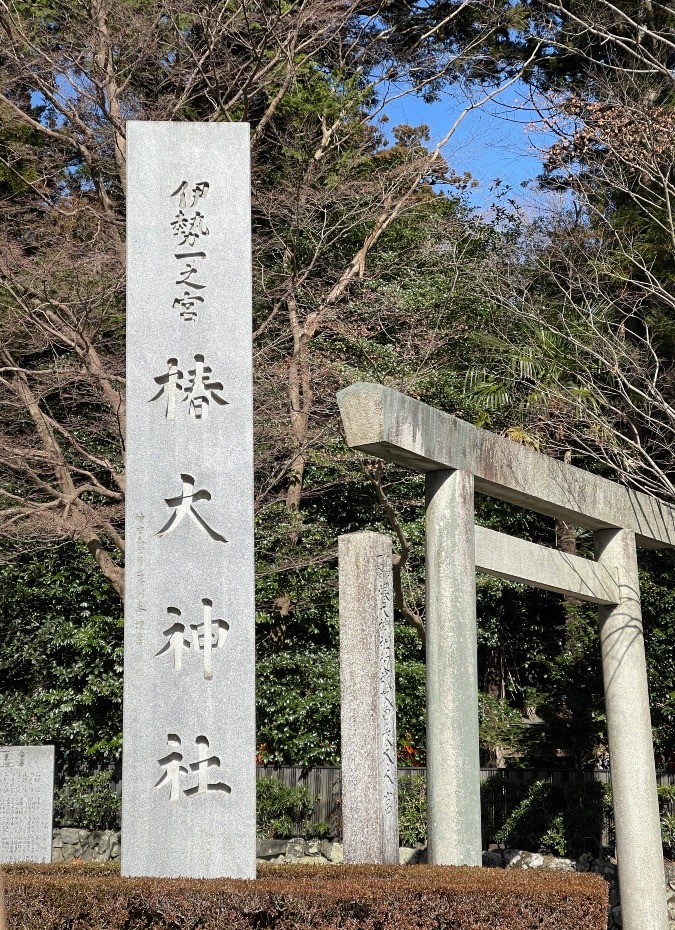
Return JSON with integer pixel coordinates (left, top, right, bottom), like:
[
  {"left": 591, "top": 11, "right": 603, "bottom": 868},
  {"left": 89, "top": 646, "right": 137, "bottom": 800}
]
[
  {"left": 170, "top": 180, "right": 211, "bottom": 321},
  {"left": 376, "top": 553, "right": 397, "bottom": 819},
  {"left": 0, "top": 745, "right": 54, "bottom": 865},
  {"left": 135, "top": 514, "right": 146, "bottom": 644}
]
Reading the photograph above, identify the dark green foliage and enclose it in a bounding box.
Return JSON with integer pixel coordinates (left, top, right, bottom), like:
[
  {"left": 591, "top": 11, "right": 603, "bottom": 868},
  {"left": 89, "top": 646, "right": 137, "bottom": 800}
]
[
  {"left": 481, "top": 776, "right": 538, "bottom": 849},
  {"left": 492, "top": 780, "right": 607, "bottom": 857},
  {"left": 398, "top": 773, "right": 609, "bottom": 857},
  {"left": 255, "top": 649, "right": 341, "bottom": 766},
  {"left": 658, "top": 784, "right": 675, "bottom": 856},
  {"left": 0, "top": 543, "right": 122, "bottom": 772},
  {"left": 53, "top": 772, "right": 120, "bottom": 831},
  {"left": 395, "top": 661, "right": 427, "bottom": 763},
  {"left": 256, "top": 777, "right": 315, "bottom": 838},
  {"left": 639, "top": 550, "right": 675, "bottom": 766},
  {"left": 397, "top": 775, "right": 427, "bottom": 847},
  {"left": 3, "top": 863, "right": 608, "bottom": 930}
]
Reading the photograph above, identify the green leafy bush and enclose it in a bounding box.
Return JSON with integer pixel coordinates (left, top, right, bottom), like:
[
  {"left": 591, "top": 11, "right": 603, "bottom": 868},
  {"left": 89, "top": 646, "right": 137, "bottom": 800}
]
[
  {"left": 4, "top": 863, "right": 608, "bottom": 930},
  {"left": 255, "top": 651, "right": 340, "bottom": 766},
  {"left": 492, "top": 780, "right": 605, "bottom": 857},
  {"left": 256, "top": 776, "right": 315, "bottom": 838},
  {"left": 399, "top": 774, "right": 534, "bottom": 850},
  {"left": 0, "top": 545, "right": 123, "bottom": 773},
  {"left": 399, "top": 774, "right": 608, "bottom": 857},
  {"left": 480, "top": 775, "right": 532, "bottom": 847},
  {"left": 658, "top": 784, "right": 675, "bottom": 855},
  {"left": 53, "top": 771, "right": 120, "bottom": 831},
  {"left": 398, "top": 775, "right": 427, "bottom": 846}
]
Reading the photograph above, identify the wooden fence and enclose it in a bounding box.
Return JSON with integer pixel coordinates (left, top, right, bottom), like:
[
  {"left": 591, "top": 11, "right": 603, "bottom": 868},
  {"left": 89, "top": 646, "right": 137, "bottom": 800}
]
[{"left": 56, "top": 764, "right": 675, "bottom": 838}]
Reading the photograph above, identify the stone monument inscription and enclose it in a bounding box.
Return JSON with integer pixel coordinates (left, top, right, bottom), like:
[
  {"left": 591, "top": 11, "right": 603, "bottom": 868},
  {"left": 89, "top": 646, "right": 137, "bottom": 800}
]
[
  {"left": 122, "top": 122, "right": 255, "bottom": 879},
  {"left": 376, "top": 551, "right": 397, "bottom": 837},
  {"left": 0, "top": 745, "right": 54, "bottom": 864}
]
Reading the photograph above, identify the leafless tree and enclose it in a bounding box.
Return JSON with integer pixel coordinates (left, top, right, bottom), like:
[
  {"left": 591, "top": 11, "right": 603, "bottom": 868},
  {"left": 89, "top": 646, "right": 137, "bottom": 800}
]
[
  {"left": 0, "top": 0, "right": 536, "bottom": 605},
  {"left": 476, "top": 78, "right": 675, "bottom": 503}
]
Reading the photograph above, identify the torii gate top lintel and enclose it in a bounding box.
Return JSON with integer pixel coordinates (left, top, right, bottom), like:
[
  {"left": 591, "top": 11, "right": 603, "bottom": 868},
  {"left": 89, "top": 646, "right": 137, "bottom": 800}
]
[{"left": 337, "top": 381, "right": 675, "bottom": 551}]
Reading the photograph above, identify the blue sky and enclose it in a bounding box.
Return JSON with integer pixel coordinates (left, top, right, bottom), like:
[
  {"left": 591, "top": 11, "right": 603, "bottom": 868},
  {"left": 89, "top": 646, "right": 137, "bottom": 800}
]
[
  {"left": 34, "top": 75, "right": 551, "bottom": 212},
  {"left": 381, "top": 84, "right": 554, "bottom": 211}
]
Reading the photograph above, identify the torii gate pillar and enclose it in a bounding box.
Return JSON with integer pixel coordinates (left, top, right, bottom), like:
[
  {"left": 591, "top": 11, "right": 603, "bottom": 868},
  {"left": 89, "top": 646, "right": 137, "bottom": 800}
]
[
  {"left": 595, "top": 529, "right": 667, "bottom": 930},
  {"left": 426, "top": 469, "right": 481, "bottom": 865}
]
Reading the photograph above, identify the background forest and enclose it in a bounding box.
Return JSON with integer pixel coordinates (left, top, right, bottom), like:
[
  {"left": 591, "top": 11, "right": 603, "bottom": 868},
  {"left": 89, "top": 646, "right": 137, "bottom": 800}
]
[{"left": 1, "top": 0, "right": 675, "bottom": 794}]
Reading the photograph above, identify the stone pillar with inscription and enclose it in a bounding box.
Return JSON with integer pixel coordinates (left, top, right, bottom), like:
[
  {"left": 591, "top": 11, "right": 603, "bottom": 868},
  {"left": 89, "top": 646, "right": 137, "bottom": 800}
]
[
  {"left": 122, "top": 122, "right": 255, "bottom": 879},
  {"left": 338, "top": 532, "right": 399, "bottom": 864}
]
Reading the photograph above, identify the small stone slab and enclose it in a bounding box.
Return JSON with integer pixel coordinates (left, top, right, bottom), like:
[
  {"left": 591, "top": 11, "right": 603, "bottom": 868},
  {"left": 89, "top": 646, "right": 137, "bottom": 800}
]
[{"left": 0, "top": 745, "right": 54, "bottom": 864}]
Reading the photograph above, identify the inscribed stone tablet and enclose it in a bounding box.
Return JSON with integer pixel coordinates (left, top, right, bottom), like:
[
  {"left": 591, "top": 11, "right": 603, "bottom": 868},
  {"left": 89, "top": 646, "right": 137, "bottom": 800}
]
[{"left": 0, "top": 745, "right": 54, "bottom": 864}]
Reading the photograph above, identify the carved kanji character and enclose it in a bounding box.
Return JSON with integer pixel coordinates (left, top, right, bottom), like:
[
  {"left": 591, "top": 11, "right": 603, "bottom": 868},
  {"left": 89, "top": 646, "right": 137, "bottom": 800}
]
[
  {"left": 156, "top": 474, "right": 227, "bottom": 543},
  {"left": 154, "top": 607, "right": 191, "bottom": 670},
  {"left": 149, "top": 358, "right": 183, "bottom": 420},
  {"left": 154, "top": 734, "right": 188, "bottom": 802},
  {"left": 170, "top": 180, "right": 209, "bottom": 209},
  {"left": 171, "top": 211, "right": 209, "bottom": 247},
  {"left": 173, "top": 292, "right": 204, "bottom": 322},
  {"left": 184, "top": 736, "right": 231, "bottom": 797},
  {"left": 182, "top": 355, "right": 228, "bottom": 421}
]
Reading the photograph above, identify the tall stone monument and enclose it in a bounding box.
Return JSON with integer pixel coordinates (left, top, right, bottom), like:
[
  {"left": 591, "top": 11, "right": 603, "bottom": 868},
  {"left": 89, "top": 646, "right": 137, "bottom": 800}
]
[
  {"left": 122, "top": 122, "right": 255, "bottom": 879},
  {"left": 0, "top": 745, "right": 54, "bottom": 864},
  {"left": 338, "top": 532, "right": 399, "bottom": 864}
]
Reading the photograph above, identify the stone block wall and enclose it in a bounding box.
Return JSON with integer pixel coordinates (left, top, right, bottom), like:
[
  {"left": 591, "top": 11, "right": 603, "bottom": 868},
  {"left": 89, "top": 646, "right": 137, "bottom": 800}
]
[{"left": 52, "top": 828, "right": 120, "bottom": 863}]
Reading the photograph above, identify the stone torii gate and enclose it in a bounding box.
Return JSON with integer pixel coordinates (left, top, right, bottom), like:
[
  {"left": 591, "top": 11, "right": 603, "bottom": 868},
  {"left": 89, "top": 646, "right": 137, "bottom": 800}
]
[{"left": 337, "top": 381, "right": 674, "bottom": 930}]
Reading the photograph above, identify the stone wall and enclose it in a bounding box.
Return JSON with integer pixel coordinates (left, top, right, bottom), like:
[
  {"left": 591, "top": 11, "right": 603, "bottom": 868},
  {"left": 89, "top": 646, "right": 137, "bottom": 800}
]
[{"left": 52, "top": 828, "right": 120, "bottom": 863}]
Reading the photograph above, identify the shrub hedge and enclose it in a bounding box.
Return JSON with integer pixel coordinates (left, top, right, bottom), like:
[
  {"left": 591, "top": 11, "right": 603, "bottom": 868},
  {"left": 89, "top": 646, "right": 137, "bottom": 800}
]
[
  {"left": 256, "top": 777, "right": 315, "bottom": 838},
  {"left": 4, "top": 862, "right": 607, "bottom": 930}
]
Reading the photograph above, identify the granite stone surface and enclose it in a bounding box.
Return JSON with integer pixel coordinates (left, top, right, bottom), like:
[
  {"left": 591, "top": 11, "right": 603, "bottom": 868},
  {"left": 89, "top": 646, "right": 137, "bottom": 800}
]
[
  {"left": 425, "top": 470, "right": 482, "bottom": 867},
  {"left": 122, "top": 122, "right": 255, "bottom": 879},
  {"left": 595, "top": 528, "right": 668, "bottom": 930},
  {"left": 339, "top": 532, "right": 398, "bottom": 864},
  {"left": 336, "top": 381, "right": 675, "bottom": 548},
  {"left": 0, "top": 745, "right": 54, "bottom": 864}
]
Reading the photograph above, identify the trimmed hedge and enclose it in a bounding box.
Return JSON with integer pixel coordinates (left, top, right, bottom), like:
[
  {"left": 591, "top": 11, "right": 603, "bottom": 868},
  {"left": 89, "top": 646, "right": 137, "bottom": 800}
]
[{"left": 4, "top": 862, "right": 607, "bottom": 930}]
